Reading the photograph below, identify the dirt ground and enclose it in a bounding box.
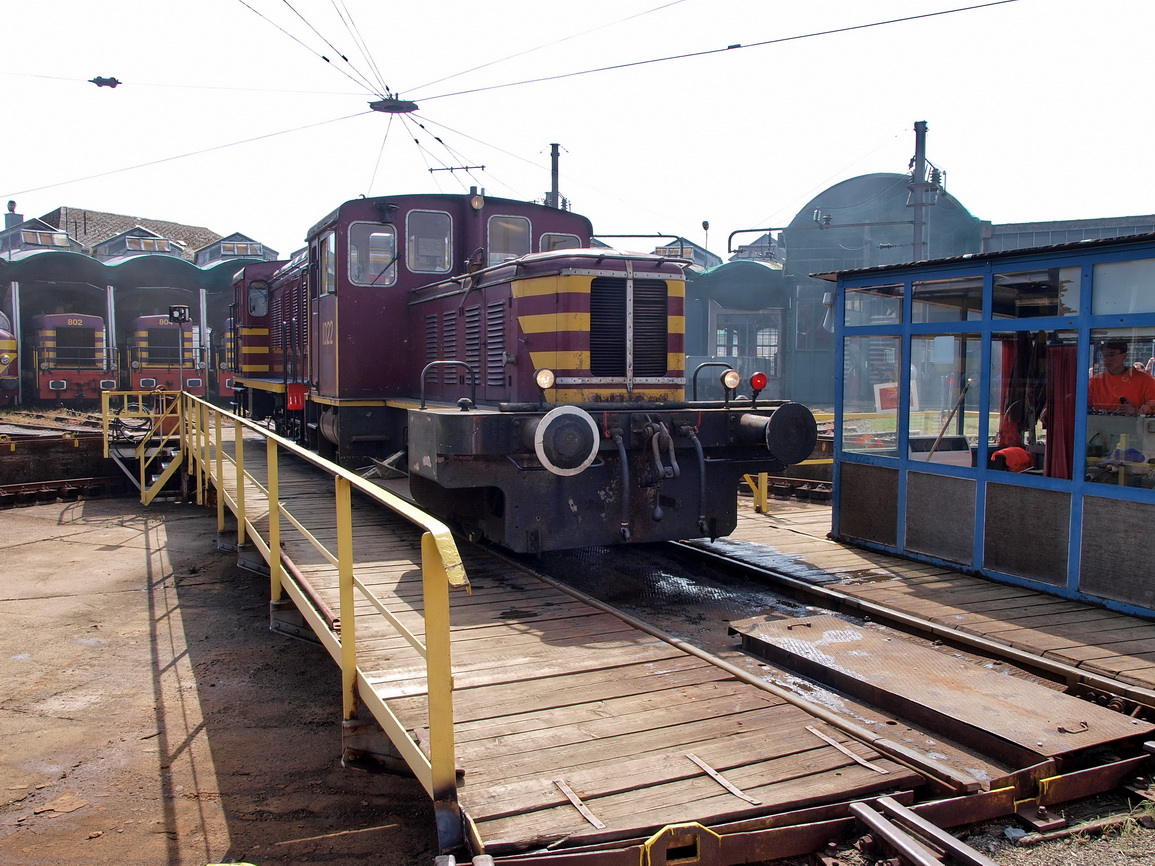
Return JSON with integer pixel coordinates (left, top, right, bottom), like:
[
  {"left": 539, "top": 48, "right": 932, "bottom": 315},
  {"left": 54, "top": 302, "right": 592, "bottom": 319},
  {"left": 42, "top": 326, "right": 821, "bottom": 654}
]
[
  {"left": 0, "top": 498, "right": 437, "bottom": 866},
  {"left": 3, "top": 496, "right": 1155, "bottom": 866}
]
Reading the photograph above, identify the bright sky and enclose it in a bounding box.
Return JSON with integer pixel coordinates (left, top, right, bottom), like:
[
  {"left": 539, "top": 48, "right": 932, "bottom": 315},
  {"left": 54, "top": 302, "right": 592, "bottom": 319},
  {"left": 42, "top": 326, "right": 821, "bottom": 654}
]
[{"left": 3, "top": 0, "right": 1151, "bottom": 259}]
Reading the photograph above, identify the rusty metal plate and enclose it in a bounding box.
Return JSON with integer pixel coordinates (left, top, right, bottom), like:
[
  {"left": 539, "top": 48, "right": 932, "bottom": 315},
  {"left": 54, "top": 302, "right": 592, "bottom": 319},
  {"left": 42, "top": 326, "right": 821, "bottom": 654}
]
[{"left": 732, "top": 615, "right": 1154, "bottom": 765}]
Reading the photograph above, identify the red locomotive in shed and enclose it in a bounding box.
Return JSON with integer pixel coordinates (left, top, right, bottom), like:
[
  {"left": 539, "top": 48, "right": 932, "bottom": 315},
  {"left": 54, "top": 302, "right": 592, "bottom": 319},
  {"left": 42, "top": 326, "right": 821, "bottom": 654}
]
[
  {"left": 0, "top": 311, "right": 16, "bottom": 405},
  {"left": 126, "top": 313, "right": 208, "bottom": 397},
  {"left": 27, "top": 312, "right": 115, "bottom": 402},
  {"left": 232, "top": 192, "right": 817, "bottom": 552}
]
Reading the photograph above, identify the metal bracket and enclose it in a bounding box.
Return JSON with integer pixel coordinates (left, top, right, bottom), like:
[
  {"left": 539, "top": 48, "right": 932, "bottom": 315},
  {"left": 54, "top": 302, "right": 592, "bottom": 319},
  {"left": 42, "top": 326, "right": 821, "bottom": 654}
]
[{"left": 1014, "top": 800, "right": 1066, "bottom": 832}]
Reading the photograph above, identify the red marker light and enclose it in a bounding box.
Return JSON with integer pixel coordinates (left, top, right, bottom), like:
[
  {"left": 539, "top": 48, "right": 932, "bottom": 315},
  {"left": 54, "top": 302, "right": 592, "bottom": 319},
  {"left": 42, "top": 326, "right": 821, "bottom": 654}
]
[{"left": 750, "top": 371, "right": 768, "bottom": 391}]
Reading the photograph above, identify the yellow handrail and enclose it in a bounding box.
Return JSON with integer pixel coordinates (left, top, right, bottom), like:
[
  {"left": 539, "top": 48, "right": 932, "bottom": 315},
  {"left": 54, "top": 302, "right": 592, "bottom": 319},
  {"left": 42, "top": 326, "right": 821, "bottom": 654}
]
[{"left": 145, "top": 393, "right": 470, "bottom": 809}]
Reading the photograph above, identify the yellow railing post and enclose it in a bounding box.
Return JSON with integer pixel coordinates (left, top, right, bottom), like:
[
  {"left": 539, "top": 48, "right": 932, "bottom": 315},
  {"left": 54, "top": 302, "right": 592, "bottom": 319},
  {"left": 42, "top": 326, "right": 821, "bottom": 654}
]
[
  {"left": 234, "top": 418, "right": 246, "bottom": 546},
  {"left": 214, "top": 408, "right": 225, "bottom": 533},
  {"left": 196, "top": 399, "right": 206, "bottom": 506},
  {"left": 422, "top": 531, "right": 457, "bottom": 803},
  {"left": 101, "top": 392, "right": 111, "bottom": 458},
  {"left": 336, "top": 476, "right": 357, "bottom": 721},
  {"left": 267, "top": 437, "right": 283, "bottom": 602}
]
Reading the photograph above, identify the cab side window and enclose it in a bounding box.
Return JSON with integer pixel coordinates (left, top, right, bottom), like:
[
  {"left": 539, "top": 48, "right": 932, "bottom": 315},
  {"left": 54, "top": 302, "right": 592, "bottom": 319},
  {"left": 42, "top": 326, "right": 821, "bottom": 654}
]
[
  {"left": 349, "top": 222, "right": 397, "bottom": 286},
  {"left": 407, "top": 211, "right": 452, "bottom": 273},
  {"left": 488, "top": 215, "right": 530, "bottom": 265}
]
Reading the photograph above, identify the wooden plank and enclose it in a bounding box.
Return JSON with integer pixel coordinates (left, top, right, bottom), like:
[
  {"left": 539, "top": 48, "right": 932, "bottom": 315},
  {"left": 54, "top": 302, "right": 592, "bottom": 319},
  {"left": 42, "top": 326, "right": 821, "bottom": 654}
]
[
  {"left": 476, "top": 756, "right": 912, "bottom": 852},
  {"left": 457, "top": 704, "right": 819, "bottom": 790},
  {"left": 464, "top": 727, "right": 884, "bottom": 821},
  {"left": 395, "top": 658, "right": 730, "bottom": 723},
  {"left": 452, "top": 680, "right": 785, "bottom": 744}
]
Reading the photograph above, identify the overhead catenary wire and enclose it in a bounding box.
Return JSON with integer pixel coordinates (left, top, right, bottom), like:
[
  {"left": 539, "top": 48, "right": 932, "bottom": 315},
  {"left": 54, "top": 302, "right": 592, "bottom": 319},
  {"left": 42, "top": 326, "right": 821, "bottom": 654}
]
[
  {"left": 330, "top": 0, "right": 392, "bottom": 98},
  {"left": 0, "top": 70, "right": 363, "bottom": 96},
  {"left": 3, "top": 111, "right": 372, "bottom": 199},
  {"left": 417, "top": 0, "right": 1022, "bottom": 102},
  {"left": 407, "top": 0, "right": 691, "bottom": 95},
  {"left": 234, "top": 0, "right": 385, "bottom": 97}
]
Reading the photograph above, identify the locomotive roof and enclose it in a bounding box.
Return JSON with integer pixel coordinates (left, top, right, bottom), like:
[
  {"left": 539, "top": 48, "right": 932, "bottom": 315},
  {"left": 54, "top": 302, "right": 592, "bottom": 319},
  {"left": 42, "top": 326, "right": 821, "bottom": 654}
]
[{"left": 306, "top": 193, "right": 592, "bottom": 239}]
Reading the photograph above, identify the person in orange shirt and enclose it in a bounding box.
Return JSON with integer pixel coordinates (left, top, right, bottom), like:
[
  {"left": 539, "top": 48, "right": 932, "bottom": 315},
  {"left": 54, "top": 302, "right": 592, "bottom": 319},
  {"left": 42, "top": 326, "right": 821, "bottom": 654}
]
[{"left": 1088, "top": 341, "right": 1155, "bottom": 414}]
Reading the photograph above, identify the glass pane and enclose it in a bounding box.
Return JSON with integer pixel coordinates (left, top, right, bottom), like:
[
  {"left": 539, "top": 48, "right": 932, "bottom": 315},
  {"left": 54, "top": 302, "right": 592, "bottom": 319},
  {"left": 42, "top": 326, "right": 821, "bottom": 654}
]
[
  {"left": 912, "top": 276, "right": 983, "bottom": 322},
  {"left": 319, "top": 232, "right": 336, "bottom": 294},
  {"left": 488, "top": 216, "right": 530, "bottom": 265},
  {"left": 990, "top": 330, "right": 1076, "bottom": 478},
  {"left": 248, "top": 281, "right": 268, "bottom": 317},
  {"left": 349, "top": 222, "right": 397, "bottom": 286},
  {"left": 841, "top": 335, "right": 901, "bottom": 457},
  {"left": 907, "top": 334, "right": 980, "bottom": 467},
  {"left": 1086, "top": 327, "right": 1155, "bottom": 488},
  {"left": 407, "top": 211, "right": 452, "bottom": 273},
  {"left": 1092, "top": 259, "right": 1155, "bottom": 315},
  {"left": 845, "top": 284, "right": 902, "bottom": 326},
  {"left": 542, "top": 233, "right": 580, "bottom": 251},
  {"left": 992, "top": 267, "right": 1080, "bottom": 318}
]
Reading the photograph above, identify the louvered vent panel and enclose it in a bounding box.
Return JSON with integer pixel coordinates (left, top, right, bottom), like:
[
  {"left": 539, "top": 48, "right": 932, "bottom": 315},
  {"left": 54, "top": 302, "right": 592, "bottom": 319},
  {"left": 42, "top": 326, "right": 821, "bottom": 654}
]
[
  {"left": 632, "top": 279, "right": 669, "bottom": 376},
  {"left": 464, "top": 305, "right": 482, "bottom": 387},
  {"left": 442, "top": 311, "right": 457, "bottom": 384},
  {"left": 485, "top": 301, "right": 506, "bottom": 386},
  {"left": 271, "top": 296, "right": 283, "bottom": 349},
  {"left": 425, "top": 314, "right": 439, "bottom": 383},
  {"left": 590, "top": 277, "right": 627, "bottom": 376}
]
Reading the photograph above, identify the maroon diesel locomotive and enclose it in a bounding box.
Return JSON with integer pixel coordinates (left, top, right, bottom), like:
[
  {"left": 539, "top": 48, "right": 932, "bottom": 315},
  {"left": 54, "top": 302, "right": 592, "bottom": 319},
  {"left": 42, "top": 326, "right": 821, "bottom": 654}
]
[{"left": 232, "top": 192, "right": 816, "bottom": 552}]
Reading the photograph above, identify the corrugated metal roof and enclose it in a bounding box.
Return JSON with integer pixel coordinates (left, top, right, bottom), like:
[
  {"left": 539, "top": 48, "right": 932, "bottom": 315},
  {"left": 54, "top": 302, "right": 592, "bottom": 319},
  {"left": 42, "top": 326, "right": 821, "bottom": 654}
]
[{"left": 813, "top": 230, "right": 1155, "bottom": 281}]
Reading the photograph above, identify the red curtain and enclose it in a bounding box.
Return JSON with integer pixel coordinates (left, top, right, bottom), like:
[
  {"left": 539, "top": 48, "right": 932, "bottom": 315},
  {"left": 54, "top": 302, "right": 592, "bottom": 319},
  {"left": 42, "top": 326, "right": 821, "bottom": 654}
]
[
  {"left": 1044, "top": 344, "right": 1077, "bottom": 479},
  {"left": 997, "top": 339, "right": 1022, "bottom": 446}
]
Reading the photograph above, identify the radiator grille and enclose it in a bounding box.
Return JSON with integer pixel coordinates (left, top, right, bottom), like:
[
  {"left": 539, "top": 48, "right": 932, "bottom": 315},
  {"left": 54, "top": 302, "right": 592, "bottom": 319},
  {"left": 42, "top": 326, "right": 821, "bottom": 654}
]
[{"left": 590, "top": 277, "right": 668, "bottom": 377}]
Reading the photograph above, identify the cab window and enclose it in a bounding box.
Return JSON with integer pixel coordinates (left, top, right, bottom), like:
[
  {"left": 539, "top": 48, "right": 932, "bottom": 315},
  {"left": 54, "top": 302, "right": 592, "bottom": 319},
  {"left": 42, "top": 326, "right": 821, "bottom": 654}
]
[
  {"left": 248, "top": 280, "right": 269, "bottom": 316},
  {"left": 317, "top": 231, "right": 337, "bottom": 295},
  {"left": 349, "top": 222, "right": 397, "bottom": 286},
  {"left": 488, "top": 215, "right": 530, "bottom": 265},
  {"left": 541, "top": 232, "right": 581, "bottom": 252},
  {"left": 407, "top": 211, "right": 452, "bottom": 273}
]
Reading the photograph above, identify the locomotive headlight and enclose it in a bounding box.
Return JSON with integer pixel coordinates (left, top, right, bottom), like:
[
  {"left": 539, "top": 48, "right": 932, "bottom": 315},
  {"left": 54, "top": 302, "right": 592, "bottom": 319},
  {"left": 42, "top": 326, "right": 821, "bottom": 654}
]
[
  {"left": 534, "top": 368, "right": 556, "bottom": 390},
  {"left": 0, "top": 354, "right": 9, "bottom": 366},
  {"left": 131, "top": 360, "right": 140, "bottom": 369},
  {"left": 720, "top": 368, "right": 741, "bottom": 391},
  {"left": 40, "top": 361, "right": 49, "bottom": 370}
]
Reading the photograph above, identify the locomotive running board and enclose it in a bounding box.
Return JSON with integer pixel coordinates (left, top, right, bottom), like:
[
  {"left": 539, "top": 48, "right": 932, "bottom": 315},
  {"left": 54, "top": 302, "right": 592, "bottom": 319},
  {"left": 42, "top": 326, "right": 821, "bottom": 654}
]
[{"left": 729, "top": 614, "right": 1155, "bottom": 771}]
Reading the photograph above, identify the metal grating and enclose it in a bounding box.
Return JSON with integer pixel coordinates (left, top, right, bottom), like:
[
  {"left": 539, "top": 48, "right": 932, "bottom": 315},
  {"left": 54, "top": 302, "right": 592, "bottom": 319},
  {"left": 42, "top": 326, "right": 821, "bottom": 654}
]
[
  {"left": 633, "top": 279, "right": 668, "bottom": 376},
  {"left": 590, "top": 277, "right": 627, "bottom": 376}
]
